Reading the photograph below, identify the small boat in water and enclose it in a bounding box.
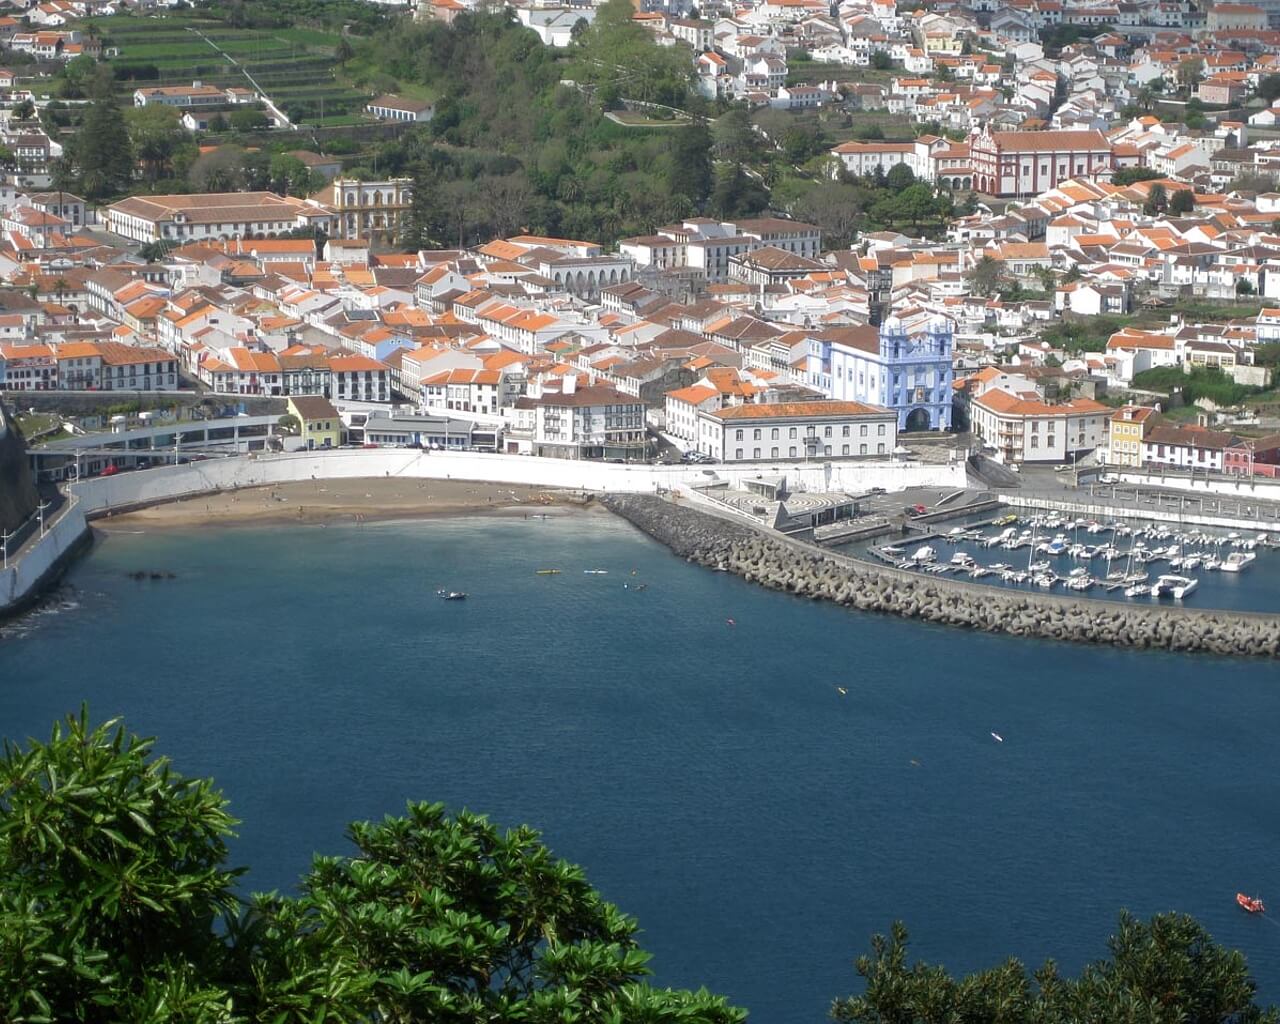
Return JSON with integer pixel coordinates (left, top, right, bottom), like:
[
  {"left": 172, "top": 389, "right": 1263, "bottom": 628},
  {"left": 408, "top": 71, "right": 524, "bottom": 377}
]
[
  {"left": 437, "top": 590, "right": 467, "bottom": 601},
  {"left": 535, "top": 569, "right": 562, "bottom": 575},
  {"left": 1221, "top": 551, "right": 1256, "bottom": 573},
  {"left": 1238, "top": 893, "right": 1265, "bottom": 914},
  {"left": 583, "top": 569, "right": 609, "bottom": 575},
  {"left": 1151, "top": 574, "right": 1198, "bottom": 599}
]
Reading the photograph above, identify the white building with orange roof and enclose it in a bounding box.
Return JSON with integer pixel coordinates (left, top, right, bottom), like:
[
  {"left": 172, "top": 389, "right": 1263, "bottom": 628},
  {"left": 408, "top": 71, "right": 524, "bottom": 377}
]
[
  {"left": 972, "top": 390, "right": 1109, "bottom": 463},
  {"left": 969, "top": 127, "right": 1114, "bottom": 197},
  {"left": 1256, "top": 306, "right": 1280, "bottom": 342},
  {"left": 94, "top": 343, "right": 179, "bottom": 392},
  {"left": 1104, "top": 327, "right": 1179, "bottom": 383},
  {"left": 663, "top": 383, "right": 721, "bottom": 447},
  {"left": 695, "top": 399, "right": 897, "bottom": 462},
  {"left": 420, "top": 367, "right": 505, "bottom": 415}
]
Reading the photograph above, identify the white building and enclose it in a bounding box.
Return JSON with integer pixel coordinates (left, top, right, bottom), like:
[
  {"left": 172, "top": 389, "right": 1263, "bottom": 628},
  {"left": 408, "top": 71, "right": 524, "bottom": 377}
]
[
  {"left": 133, "top": 83, "right": 258, "bottom": 107},
  {"left": 801, "top": 317, "right": 954, "bottom": 432},
  {"left": 619, "top": 217, "right": 820, "bottom": 283},
  {"left": 366, "top": 94, "right": 435, "bottom": 122},
  {"left": 696, "top": 400, "right": 897, "bottom": 461},
  {"left": 664, "top": 383, "right": 720, "bottom": 446},
  {"left": 510, "top": 379, "right": 646, "bottom": 459},
  {"left": 970, "top": 390, "right": 1110, "bottom": 463},
  {"left": 105, "top": 192, "right": 333, "bottom": 244}
]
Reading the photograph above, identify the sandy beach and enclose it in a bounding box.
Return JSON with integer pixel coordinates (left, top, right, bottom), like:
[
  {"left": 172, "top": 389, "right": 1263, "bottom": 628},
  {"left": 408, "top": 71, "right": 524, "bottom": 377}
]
[{"left": 95, "top": 478, "right": 580, "bottom": 530}]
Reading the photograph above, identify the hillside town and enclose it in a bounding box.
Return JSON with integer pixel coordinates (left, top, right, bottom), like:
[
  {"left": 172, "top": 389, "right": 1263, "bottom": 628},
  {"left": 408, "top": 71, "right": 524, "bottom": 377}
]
[{"left": 1, "top": 0, "right": 1280, "bottom": 481}]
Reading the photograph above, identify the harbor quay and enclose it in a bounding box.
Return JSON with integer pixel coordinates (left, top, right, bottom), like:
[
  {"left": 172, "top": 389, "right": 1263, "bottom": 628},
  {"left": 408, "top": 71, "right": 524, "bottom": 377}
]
[
  {"left": 4, "top": 445, "right": 1279, "bottom": 651},
  {"left": 604, "top": 493, "right": 1280, "bottom": 659}
]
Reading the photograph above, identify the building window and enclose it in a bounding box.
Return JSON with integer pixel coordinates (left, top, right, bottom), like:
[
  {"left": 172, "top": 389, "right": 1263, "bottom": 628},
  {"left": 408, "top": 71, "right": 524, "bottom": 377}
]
[
  {"left": 860, "top": 444, "right": 867, "bottom": 455},
  {"left": 789, "top": 446, "right": 796, "bottom": 457},
  {"left": 753, "top": 447, "right": 761, "bottom": 458},
  {"left": 735, "top": 429, "right": 743, "bottom": 440},
  {"left": 753, "top": 428, "right": 761, "bottom": 440},
  {"left": 771, "top": 447, "right": 778, "bottom": 458},
  {"left": 771, "top": 427, "right": 779, "bottom": 440},
  {"left": 878, "top": 443, "right": 886, "bottom": 454},
  {"left": 877, "top": 424, "right": 886, "bottom": 435}
]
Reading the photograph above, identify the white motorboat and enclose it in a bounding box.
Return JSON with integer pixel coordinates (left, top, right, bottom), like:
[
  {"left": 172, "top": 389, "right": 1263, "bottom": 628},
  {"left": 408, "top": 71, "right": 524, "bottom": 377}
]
[
  {"left": 1150, "top": 574, "right": 1198, "bottom": 599},
  {"left": 911, "top": 546, "right": 937, "bottom": 563},
  {"left": 1220, "top": 551, "right": 1256, "bottom": 573}
]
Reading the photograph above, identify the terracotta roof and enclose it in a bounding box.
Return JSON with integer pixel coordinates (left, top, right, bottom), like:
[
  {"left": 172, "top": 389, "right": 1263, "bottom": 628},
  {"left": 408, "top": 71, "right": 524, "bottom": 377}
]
[
  {"left": 974, "top": 391, "right": 1109, "bottom": 417},
  {"left": 710, "top": 400, "right": 890, "bottom": 421}
]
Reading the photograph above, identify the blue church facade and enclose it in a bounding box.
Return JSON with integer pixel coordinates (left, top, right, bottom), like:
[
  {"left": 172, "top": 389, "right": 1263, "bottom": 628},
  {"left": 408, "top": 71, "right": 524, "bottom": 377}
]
[{"left": 815, "top": 316, "right": 954, "bottom": 432}]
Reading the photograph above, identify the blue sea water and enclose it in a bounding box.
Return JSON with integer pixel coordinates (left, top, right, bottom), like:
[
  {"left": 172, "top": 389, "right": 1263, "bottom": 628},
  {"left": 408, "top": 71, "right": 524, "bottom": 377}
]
[{"left": 2, "top": 510, "right": 1280, "bottom": 1021}]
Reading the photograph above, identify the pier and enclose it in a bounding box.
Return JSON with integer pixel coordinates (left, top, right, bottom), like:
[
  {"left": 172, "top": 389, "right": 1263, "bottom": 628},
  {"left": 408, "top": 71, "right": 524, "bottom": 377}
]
[{"left": 604, "top": 493, "right": 1280, "bottom": 659}]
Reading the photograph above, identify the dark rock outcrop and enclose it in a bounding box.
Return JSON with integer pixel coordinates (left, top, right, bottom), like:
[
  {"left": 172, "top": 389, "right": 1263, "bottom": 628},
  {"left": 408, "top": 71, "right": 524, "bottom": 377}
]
[
  {"left": 0, "top": 401, "right": 38, "bottom": 533},
  {"left": 603, "top": 494, "right": 1280, "bottom": 659}
]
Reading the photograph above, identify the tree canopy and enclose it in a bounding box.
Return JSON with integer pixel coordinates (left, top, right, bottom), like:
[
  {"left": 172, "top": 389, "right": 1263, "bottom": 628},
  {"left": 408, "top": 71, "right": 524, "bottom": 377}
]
[
  {"left": 834, "top": 917, "right": 1277, "bottom": 1024},
  {"left": 0, "top": 710, "right": 745, "bottom": 1024},
  {"left": 2, "top": 711, "right": 1277, "bottom": 1024}
]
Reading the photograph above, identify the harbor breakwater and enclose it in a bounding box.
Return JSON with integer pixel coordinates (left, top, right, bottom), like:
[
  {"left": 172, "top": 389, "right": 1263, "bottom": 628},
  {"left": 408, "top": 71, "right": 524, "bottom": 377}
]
[{"left": 602, "top": 494, "right": 1280, "bottom": 658}]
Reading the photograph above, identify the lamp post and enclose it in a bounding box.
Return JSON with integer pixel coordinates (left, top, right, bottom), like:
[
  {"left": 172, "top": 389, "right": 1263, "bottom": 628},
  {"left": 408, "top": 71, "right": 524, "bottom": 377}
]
[
  {"left": 1, "top": 528, "right": 11, "bottom": 570},
  {"left": 37, "top": 500, "right": 49, "bottom": 537}
]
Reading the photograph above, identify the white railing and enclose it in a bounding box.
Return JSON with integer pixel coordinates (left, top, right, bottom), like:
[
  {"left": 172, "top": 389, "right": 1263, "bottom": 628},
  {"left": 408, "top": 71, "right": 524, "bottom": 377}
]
[{"left": 0, "top": 491, "right": 87, "bottom": 612}]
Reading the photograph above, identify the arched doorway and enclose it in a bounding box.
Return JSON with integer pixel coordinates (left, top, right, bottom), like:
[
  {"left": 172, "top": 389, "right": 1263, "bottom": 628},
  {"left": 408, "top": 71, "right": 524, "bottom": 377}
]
[{"left": 904, "top": 408, "right": 932, "bottom": 432}]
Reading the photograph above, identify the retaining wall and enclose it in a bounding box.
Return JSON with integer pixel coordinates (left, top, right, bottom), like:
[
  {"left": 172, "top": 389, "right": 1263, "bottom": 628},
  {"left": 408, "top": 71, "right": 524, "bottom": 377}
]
[
  {"left": 0, "top": 498, "right": 89, "bottom": 617},
  {"left": 69, "top": 449, "right": 967, "bottom": 517},
  {"left": 603, "top": 494, "right": 1280, "bottom": 659}
]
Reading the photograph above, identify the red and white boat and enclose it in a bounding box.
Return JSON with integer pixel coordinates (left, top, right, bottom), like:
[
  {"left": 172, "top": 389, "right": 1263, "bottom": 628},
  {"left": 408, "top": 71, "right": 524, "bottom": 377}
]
[{"left": 1237, "top": 893, "right": 1265, "bottom": 914}]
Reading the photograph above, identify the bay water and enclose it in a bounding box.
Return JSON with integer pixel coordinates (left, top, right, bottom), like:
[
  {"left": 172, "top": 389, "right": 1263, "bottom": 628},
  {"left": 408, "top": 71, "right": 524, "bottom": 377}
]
[{"left": 2, "top": 510, "right": 1278, "bottom": 1020}]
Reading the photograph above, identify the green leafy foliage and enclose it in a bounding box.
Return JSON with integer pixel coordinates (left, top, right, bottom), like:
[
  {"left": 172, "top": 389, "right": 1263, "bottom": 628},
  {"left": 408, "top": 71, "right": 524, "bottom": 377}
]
[
  {"left": 1131, "top": 365, "right": 1258, "bottom": 405},
  {"left": 0, "top": 708, "right": 240, "bottom": 1023},
  {"left": 1112, "top": 166, "right": 1163, "bottom": 186},
  {"left": 60, "top": 91, "right": 135, "bottom": 200},
  {"left": 1040, "top": 315, "right": 1133, "bottom": 353},
  {"left": 238, "top": 803, "right": 745, "bottom": 1023},
  {"left": 356, "top": 7, "right": 709, "bottom": 245},
  {"left": 1254, "top": 343, "right": 1280, "bottom": 368},
  {"left": 833, "top": 915, "right": 1277, "bottom": 1024},
  {"left": 0, "top": 712, "right": 744, "bottom": 1024}
]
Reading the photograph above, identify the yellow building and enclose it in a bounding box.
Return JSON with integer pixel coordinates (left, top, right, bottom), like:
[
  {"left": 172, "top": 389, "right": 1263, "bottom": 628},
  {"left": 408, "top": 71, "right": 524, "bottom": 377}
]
[
  {"left": 1107, "top": 405, "right": 1159, "bottom": 467},
  {"left": 288, "top": 396, "right": 342, "bottom": 450}
]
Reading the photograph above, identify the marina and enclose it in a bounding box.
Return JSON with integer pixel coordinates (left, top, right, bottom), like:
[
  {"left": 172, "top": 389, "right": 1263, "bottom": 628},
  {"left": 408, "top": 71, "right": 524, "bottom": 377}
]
[
  {"left": 4, "top": 514, "right": 1280, "bottom": 1021},
  {"left": 860, "top": 510, "right": 1278, "bottom": 610}
]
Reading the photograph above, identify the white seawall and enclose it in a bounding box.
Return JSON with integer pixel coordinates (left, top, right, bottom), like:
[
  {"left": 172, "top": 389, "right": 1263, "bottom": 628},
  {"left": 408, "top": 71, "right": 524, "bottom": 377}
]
[
  {"left": 67, "top": 450, "right": 968, "bottom": 517},
  {"left": 0, "top": 497, "right": 88, "bottom": 613},
  {"left": 1, "top": 451, "right": 964, "bottom": 614}
]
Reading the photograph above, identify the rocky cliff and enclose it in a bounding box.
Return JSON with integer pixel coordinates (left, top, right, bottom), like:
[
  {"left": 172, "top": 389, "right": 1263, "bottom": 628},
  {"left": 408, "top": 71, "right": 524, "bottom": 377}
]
[{"left": 0, "top": 402, "right": 39, "bottom": 533}]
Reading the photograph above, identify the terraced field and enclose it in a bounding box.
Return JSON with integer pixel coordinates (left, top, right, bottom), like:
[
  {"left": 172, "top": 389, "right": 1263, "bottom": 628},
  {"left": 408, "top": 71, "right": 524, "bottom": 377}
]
[{"left": 96, "top": 15, "right": 371, "bottom": 125}]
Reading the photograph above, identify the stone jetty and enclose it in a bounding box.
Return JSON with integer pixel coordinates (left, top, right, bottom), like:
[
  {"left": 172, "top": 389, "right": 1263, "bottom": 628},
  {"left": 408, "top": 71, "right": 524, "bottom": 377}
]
[{"left": 602, "top": 493, "right": 1280, "bottom": 659}]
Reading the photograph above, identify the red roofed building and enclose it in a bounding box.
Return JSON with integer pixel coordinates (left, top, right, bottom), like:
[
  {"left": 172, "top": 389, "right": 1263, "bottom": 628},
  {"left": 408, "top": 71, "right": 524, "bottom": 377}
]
[
  {"left": 697, "top": 399, "right": 898, "bottom": 462},
  {"left": 421, "top": 367, "right": 504, "bottom": 414},
  {"left": 971, "top": 390, "right": 1109, "bottom": 464}
]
